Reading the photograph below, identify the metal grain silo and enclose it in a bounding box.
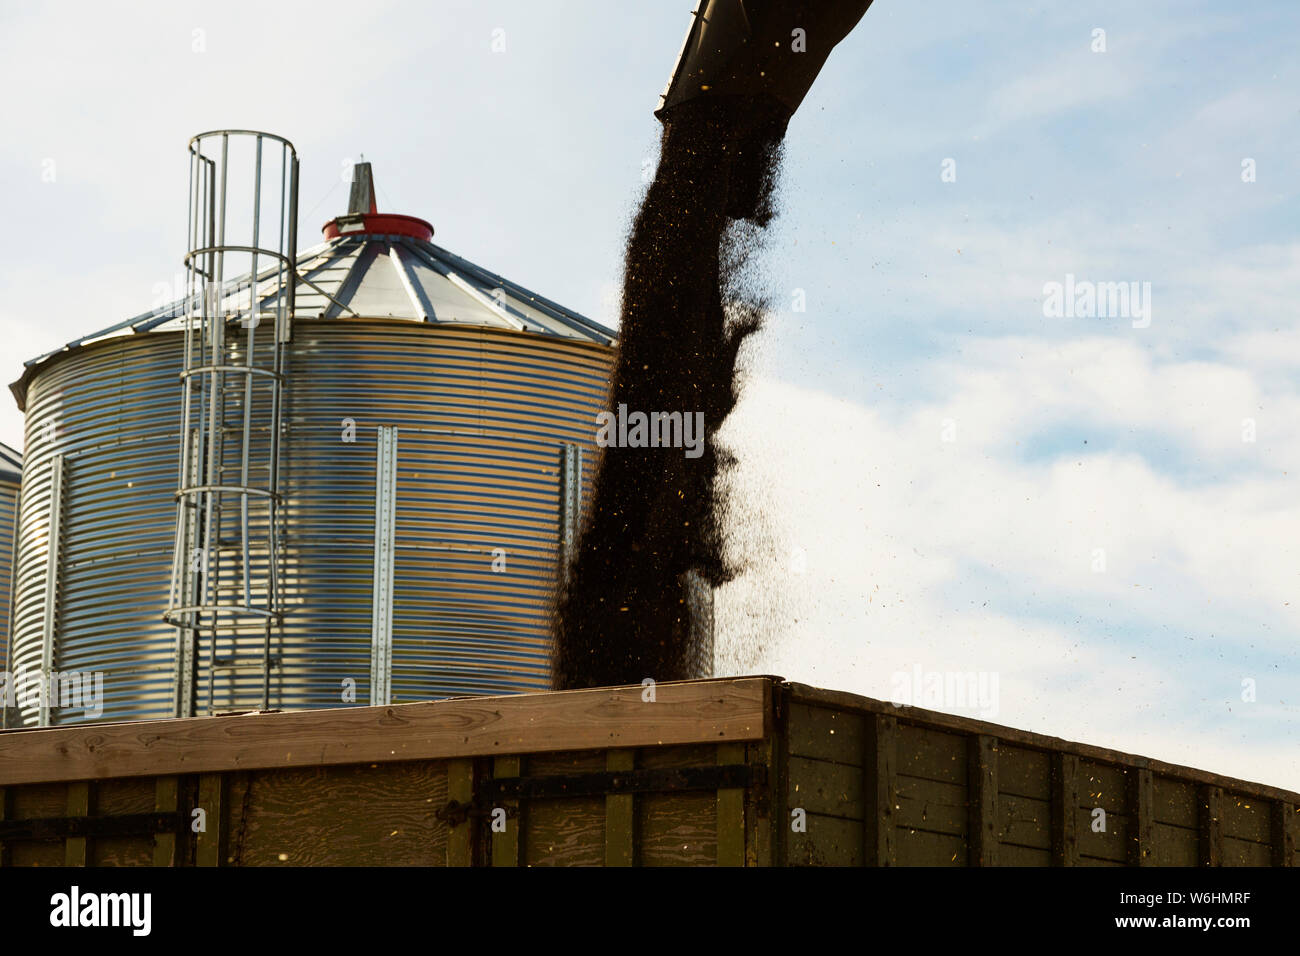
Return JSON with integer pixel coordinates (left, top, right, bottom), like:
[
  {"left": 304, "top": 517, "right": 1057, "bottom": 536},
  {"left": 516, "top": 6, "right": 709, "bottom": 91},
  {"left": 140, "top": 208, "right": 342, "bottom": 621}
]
[
  {"left": 7, "top": 139, "right": 622, "bottom": 726},
  {"left": 0, "top": 441, "right": 19, "bottom": 727}
]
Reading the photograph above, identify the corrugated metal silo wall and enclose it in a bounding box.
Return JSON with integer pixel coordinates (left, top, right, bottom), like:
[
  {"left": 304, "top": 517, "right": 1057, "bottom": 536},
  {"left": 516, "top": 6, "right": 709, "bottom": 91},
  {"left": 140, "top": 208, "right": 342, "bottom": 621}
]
[
  {"left": 13, "top": 337, "right": 180, "bottom": 725},
  {"left": 11, "top": 320, "right": 612, "bottom": 725},
  {"left": 0, "top": 479, "right": 18, "bottom": 680}
]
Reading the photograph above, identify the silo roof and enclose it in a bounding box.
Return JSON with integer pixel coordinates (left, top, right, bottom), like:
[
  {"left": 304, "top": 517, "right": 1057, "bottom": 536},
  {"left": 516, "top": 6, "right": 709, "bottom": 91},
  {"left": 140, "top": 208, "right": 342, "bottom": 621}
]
[
  {"left": 0, "top": 441, "right": 20, "bottom": 485},
  {"left": 10, "top": 164, "right": 616, "bottom": 411}
]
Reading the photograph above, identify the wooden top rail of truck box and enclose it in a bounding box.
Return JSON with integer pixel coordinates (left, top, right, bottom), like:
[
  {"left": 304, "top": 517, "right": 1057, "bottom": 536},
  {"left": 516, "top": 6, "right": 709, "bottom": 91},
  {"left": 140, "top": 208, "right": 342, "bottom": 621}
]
[{"left": 0, "top": 677, "right": 1294, "bottom": 866}]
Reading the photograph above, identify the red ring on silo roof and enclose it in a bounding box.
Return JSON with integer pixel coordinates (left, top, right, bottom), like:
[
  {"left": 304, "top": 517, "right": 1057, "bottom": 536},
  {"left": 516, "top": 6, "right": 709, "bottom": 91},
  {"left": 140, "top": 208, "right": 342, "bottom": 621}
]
[{"left": 323, "top": 213, "right": 434, "bottom": 242}]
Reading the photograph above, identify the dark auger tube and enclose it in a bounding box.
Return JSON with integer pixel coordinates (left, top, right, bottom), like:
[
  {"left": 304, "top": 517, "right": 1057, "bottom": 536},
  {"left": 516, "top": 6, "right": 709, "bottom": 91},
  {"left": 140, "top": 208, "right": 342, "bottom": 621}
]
[
  {"left": 551, "top": 0, "right": 874, "bottom": 691},
  {"left": 656, "top": 0, "right": 874, "bottom": 221}
]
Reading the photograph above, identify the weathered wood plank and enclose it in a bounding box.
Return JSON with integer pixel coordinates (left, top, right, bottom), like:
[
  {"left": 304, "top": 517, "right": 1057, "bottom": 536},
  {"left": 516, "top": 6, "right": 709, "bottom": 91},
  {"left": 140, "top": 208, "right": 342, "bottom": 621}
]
[
  {"left": 1220, "top": 792, "right": 1269, "bottom": 843},
  {"left": 896, "top": 826, "right": 966, "bottom": 866},
  {"left": 1199, "top": 785, "right": 1222, "bottom": 867},
  {"left": 863, "top": 713, "right": 897, "bottom": 866},
  {"left": 999, "top": 842, "right": 1051, "bottom": 866},
  {"left": 717, "top": 742, "right": 746, "bottom": 867},
  {"left": 514, "top": 747, "right": 613, "bottom": 865},
  {"left": 1130, "top": 768, "right": 1154, "bottom": 867},
  {"left": 446, "top": 758, "right": 474, "bottom": 868},
  {"left": 224, "top": 773, "right": 251, "bottom": 866},
  {"left": 998, "top": 746, "right": 1051, "bottom": 800},
  {"left": 607, "top": 742, "right": 722, "bottom": 866},
  {"left": 786, "top": 704, "right": 864, "bottom": 765},
  {"left": 1079, "top": 762, "right": 1128, "bottom": 812},
  {"left": 765, "top": 710, "right": 789, "bottom": 869},
  {"left": 1051, "top": 753, "right": 1078, "bottom": 866},
  {"left": 0, "top": 678, "right": 771, "bottom": 786},
  {"left": 1000, "top": 794, "right": 1051, "bottom": 851},
  {"left": 237, "top": 763, "right": 446, "bottom": 866},
  {"left": 1077, "top": 807, "right": 1131, "bottom": 863},
  {"left": 1222, "top": 836, "right": 1271, "bottom": 866},
  {"left": 788, "top": 756, "right": 863, "bottom": 820},
  {"left": 747, "top": 737, "right": 776, "bottom": 867},
  {"left": 526, "top": 750, "right": 608, "bottom": 775},
  {"left": 90, "top": 777, "right": 158, "bottom": 866},
  {"left": 788, "top": 812, "right": 863, "bottom": 866},
  {"left": 895, "top": 776, "right": 967, "bottom": 836},
  {"left": 91, "top": 778, "right": 155, "bottom": 816},
  {"left": 525, "top": 797, "right": 606, "bottom": 866},
  {"left": 1273, "top": 801, "right": 1297, "bottom": 867},
  {"left": 492, "top": 756, "right": 522, "bottom": 868},
  {"left": 968, "top": 735, "right": 998, "bottom": 866},
  {"left": 9, "top": 837, "right": 62, "bottom": 866},
  {"left": 1150, "top": 823, "right": 1198, "bottom": 866},
  {"left": 194, "top": 773, "right": 224, "bottom": 867},
  {"left": 896, "top": 724, "right": 966, "bottom": 785},
  {"left": 0, "top": 787, "right": 8, "bottom": 867},
  {"left": 6, "top": 782, "right": 63, "bottom": 866},
  {"left": 604, "top": 750, "right": 635, "bottom": 867},
  {"left": 1075, "top": 764, "right": 1132, "bottom": 863},
  {"left": 64, "top": 781, "right": 89, "bottom": 867},
  {"left": 637, "top": 793, "right": 716, "bottom": 867},
  {"left": 153, "top": 776, "right": 179, "bottom": 868},
  {"left": 1152, "top": 775, "right": 1197, "bottom": 827},
  {"left": 10, "top": 783, "right": 63, "bottom": 818}
]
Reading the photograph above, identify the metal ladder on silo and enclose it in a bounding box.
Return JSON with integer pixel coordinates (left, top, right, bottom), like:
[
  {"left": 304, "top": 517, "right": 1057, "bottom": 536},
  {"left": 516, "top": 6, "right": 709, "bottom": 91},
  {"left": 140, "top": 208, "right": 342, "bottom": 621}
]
[{"left": 165, "top": 130, "right": 299, "bottom": 717}]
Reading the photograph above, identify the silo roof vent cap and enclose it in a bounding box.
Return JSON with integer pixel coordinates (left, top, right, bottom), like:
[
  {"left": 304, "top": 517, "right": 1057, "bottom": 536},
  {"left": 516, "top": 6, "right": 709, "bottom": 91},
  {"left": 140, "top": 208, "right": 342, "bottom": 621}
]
[{"left": 323, "top": 161, "right": 434, "bottom": 242}]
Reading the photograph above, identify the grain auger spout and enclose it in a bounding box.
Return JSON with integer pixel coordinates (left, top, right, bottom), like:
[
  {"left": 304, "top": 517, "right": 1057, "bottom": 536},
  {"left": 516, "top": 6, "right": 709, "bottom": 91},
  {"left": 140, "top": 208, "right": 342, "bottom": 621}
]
[{"left": 656, "top": 0, "right": 874, "bottom": 221}]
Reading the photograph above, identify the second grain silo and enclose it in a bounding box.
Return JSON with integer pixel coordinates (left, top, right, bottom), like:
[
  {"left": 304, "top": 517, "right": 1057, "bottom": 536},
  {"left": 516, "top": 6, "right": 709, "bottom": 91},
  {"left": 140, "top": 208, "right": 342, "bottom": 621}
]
[
  {"left": 6, "top": 131, "right": 633, "bottom": 726},
  {"left": 0, "top": 441, "right": 20, "bottom": 726}
]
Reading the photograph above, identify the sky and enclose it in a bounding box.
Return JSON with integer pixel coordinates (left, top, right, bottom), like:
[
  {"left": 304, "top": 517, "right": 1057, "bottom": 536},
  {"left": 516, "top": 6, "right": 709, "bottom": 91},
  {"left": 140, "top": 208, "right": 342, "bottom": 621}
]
[{"left": 1, "top": 1, "right": 1297, "bottom": 789}]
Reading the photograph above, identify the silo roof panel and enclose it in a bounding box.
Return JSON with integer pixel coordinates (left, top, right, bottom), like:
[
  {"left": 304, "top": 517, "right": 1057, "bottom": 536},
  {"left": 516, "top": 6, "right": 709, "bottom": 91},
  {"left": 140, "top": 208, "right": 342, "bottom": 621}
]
[
  {"left": 11, "top": 236, "right": 614, "bottom": 411},
  {"left": 0, "top": 441, "right": 20, "bottom": 485}
]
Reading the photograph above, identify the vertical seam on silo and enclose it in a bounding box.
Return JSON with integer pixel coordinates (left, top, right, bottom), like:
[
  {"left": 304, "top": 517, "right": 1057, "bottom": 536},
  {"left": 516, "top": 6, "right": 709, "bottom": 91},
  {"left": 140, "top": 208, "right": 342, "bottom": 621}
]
[
  {"left": 2, "top": 481, "right": 18, "bottom": 722},
  {"left": 39, "top": 454, "right": 64, "bottom": 727},
  {"left": 370, "top": 426, "right": 397, "bottom": 706}
]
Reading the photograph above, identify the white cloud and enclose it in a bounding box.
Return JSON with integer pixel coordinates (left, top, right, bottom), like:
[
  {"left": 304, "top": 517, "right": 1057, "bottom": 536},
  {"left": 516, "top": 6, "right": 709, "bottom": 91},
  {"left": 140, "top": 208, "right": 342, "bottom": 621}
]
[
  {"left": 979, "top": 53, "right": 1140, "bottom": 138},
  {"left": 715, "top": 350, "right": 1300, "bottom": 790}
]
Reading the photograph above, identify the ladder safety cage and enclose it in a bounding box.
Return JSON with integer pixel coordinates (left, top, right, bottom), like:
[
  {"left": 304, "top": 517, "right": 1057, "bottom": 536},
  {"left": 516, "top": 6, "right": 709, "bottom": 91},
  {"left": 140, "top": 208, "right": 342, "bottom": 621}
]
[{"left": 164, "top": 130, "right": 299, "bottom": 717}]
